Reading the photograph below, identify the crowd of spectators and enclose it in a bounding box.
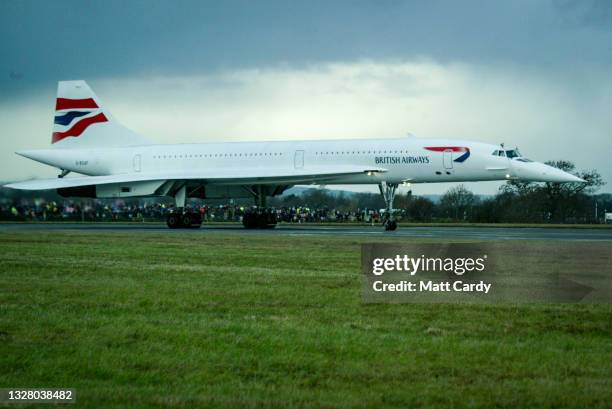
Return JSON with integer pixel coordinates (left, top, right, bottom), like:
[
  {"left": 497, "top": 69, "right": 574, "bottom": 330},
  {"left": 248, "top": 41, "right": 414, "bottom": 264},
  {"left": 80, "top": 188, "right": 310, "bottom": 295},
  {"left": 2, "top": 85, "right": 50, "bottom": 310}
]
[
  {"left": 275, "top": 207, "right": 384, "bottom": 223},
  {"left": 4, "top": 176, "right": 606, "bottom": 224},
  {"left": 1, "top": 197, "right": 166, "bottom": 222},
  {"left": 0, "top": 196, "right": 387, "bottom": 223}
]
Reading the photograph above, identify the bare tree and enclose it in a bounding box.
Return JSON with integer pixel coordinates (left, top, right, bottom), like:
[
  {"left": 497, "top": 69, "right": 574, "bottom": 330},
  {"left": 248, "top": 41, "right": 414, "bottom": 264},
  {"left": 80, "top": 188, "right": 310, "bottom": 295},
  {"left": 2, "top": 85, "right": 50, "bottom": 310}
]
[
  {"left": 440, "top": 185, "right": 477, "bottom": 221},
  {"left": 499, "top": 160, "right": 605, "bottom": 223},
  {"left": 541, "top": 160, "right": 605, "bottom": 222}
]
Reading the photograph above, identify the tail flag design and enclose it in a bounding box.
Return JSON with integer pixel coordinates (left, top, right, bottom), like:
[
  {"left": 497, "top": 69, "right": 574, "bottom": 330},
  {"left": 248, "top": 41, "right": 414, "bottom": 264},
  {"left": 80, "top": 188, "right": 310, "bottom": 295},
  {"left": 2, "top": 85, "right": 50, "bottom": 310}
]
[
  {"left": 52, "top": 113, "right": 108, "bottom": 143},
  {"left": 53, "top": 110, "right": 90, "bottom": 126},
  {"left": 49, "top": 80, "right": 149, "bottom": 148},
  {"left": 52, "top": 82, "right": 109, "bottom": 144}
]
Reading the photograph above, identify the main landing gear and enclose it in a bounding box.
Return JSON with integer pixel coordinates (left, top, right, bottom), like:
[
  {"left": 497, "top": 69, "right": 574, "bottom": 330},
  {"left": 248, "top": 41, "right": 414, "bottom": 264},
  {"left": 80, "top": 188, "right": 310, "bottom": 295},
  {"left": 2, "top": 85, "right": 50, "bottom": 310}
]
[
  {"left": 242, "top": 209, "right": 277, "bottom": 229},
  {"left": 379, "top": 181, "right": 399, "bottom": 231},
  {"left": 166, "top": 185, "right": 202, "bottom": 229},
  {"left": 242, "top": 186, "right": 277, "bottom": 229},
  {"left": 166, "top": 211, "right": 202, "bottom": 229}
]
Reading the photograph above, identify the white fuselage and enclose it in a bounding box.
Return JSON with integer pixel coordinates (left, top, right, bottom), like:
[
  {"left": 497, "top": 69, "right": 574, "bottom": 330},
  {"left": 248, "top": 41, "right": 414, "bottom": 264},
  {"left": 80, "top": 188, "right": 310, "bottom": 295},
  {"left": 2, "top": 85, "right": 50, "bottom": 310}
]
[{"left": 22, "top": 137, "right": 528, "bottom": 185}]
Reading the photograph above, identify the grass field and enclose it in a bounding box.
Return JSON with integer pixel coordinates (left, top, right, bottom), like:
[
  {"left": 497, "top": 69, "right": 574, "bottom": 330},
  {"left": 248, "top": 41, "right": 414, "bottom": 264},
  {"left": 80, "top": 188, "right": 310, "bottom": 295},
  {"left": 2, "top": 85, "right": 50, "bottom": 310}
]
[{"left": 1, "top": 231, "right": 611, "bottom": 408}]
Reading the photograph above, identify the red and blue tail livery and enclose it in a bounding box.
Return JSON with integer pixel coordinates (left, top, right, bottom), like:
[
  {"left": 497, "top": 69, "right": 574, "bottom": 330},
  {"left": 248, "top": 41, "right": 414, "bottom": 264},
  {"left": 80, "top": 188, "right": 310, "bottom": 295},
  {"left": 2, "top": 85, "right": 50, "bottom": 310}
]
[
  {"left": 51, "top": 82, "right": 111, "bottom": 145},
  {"left": 52, "top": 112, "right": 108, "bottom": 143},
  {"left": 48, "top": 80, "right": 149, "bottom": 148},
  {"left": 424, "top": 146, "right": 471, "bottom": 162},
  {"left": 52, "top": 97, "right": 108, "bottom": 144}
]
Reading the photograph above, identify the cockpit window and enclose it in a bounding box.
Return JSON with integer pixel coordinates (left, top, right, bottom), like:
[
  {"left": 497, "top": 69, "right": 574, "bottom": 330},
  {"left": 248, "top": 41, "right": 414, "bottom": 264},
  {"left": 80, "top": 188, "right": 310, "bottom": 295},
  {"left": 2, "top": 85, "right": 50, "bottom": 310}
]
[
  {"left": 505, "top": 149, "right": 521, "bottom": 158},
  {"left": 493, "top": 148, "right": 523, "bottom": 158}
]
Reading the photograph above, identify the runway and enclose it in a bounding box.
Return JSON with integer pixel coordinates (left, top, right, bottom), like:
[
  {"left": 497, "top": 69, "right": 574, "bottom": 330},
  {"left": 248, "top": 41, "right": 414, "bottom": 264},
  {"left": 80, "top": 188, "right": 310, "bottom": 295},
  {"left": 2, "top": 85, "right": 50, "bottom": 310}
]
[{"left": 1, "top": 222, "right": 611, "bottom": 241}]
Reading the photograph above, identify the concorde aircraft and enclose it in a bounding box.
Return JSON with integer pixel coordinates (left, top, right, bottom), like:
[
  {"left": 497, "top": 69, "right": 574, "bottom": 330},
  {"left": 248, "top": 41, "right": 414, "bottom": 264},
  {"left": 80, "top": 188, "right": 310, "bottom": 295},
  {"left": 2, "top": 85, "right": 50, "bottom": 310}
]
[{"left": 5, "top": 81, "right": 584, "bottom": 230}]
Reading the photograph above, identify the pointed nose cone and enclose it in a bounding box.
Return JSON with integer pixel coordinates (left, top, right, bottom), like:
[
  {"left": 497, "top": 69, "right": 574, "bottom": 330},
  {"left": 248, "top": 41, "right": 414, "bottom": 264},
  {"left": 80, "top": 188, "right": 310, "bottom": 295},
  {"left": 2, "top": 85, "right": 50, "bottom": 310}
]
[
  {"left": 542, "top": 165, "right": 585, "bottom": 183},
  {"left": 512, "top": 161, "right": 586, "bottom": 183},
  {"left": 562, "top": 173, "right": 586, "bottom": 183}
]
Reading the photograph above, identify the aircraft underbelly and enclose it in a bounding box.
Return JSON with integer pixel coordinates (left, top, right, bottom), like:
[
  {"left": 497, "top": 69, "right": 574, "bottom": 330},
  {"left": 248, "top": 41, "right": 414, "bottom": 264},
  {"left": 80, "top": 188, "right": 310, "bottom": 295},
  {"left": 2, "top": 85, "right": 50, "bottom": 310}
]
[
  {"left": 202, "top": 185, "right": 253, "bottom": 199},
  {"left": 96, "top": 180, "right": 166, "bottom": 198}
]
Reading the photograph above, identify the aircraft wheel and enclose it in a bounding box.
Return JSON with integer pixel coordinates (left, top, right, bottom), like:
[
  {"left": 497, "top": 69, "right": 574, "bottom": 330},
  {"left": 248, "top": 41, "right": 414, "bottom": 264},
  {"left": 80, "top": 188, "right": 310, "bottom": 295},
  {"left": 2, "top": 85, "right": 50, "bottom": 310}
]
[
  {"left": 166, "top": 214, "right": 181, "bottom": 229},
  {"left": 258, "top": 212, "right": 277, "bottom": 228},
  {"left": 190, "top": 213, "right": 202, "bottom": 228},
  {"left": 384, "top": 220, "right": 398, "bottom": 231},
  {"left": 242, "top": 211, "right": 277, "bottom": 229},
  {"left": 242, "top": 213, "right": 256, "bottom": 229},
  {"left": 181, "top": 213, "right": 193, "bottom": 228},
  {"left": 180, "top": 213, "right": 201, "bottom": 228}
]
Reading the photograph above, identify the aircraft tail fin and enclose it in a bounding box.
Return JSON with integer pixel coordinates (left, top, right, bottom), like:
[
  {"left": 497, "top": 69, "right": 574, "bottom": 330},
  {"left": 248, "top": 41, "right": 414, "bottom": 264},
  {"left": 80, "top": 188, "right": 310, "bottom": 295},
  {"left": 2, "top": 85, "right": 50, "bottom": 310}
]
[{"left": 52, "top": 80, "right": 150, "bottom": 148}]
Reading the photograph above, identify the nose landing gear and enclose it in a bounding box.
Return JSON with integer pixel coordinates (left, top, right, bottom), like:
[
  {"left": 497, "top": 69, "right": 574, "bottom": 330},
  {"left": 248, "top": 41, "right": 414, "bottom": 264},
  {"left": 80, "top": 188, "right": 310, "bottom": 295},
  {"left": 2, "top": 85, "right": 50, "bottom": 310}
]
[
  {"left": 383, "top": 218, "right": 398, "bottom": 231},
  {"left": 379, "top": 181, "right": 399, "bottom": 231}
]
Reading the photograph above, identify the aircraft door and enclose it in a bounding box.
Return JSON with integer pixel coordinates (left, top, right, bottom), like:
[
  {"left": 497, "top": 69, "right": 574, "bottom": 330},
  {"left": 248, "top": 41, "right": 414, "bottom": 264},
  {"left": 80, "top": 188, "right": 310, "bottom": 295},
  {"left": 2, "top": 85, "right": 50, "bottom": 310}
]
[
  {"left": 133, "top": 154, "right": 141, "bottom": 172},
  {"left": 443, "top": 149, "right": 453, "bottom": 169},
  {"left": 294, "top": 150, "right": 304, "bottom": 169}
]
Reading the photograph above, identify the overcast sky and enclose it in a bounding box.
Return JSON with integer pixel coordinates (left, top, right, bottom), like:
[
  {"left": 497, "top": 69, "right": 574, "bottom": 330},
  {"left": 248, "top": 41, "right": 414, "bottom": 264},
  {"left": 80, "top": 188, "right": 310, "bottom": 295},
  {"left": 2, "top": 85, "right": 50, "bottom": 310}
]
[{"left": 1, "top": 0, "right": 611, "bottom": 194}]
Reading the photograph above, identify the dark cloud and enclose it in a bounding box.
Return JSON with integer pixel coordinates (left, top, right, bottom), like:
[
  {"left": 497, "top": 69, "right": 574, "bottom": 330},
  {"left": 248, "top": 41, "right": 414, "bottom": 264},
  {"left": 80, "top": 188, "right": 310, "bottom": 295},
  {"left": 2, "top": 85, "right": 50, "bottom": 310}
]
[{"left": 1, "top": 0, "right": 611, "bottom": 96}]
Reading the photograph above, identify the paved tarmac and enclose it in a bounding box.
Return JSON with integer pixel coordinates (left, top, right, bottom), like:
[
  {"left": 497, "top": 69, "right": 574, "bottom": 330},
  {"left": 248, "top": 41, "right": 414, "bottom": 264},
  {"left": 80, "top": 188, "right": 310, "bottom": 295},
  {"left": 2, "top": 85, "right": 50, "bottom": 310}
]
[{"left": 1, "top": 222, "right": 611, "bottom": 241}]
